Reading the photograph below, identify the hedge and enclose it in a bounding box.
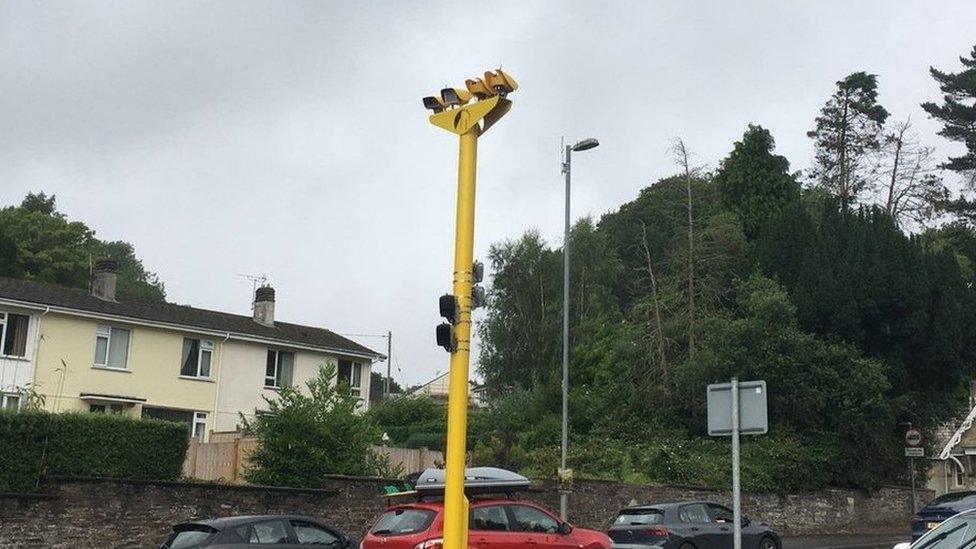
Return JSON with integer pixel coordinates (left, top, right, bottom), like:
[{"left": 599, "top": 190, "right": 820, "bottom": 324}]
[{"left": 0, "top": 411, "right": 189, "bottom": 492}]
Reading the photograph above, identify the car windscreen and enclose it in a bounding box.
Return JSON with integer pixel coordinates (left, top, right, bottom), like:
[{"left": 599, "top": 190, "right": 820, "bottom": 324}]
[
  {"left": 929, "top": 492, "right": 976, "bottom": 508},
  {"left": 371, "top": 508, "right": 436, "bottom": 537},
  {"left": 162, "top": 525, "right": 218, "bottom": 549},
  {"left": 614, "top": 510, "right": 665, "bottom": 526},
  {"left": 914, "top": 514, "right": 976, "bottom": 548}
]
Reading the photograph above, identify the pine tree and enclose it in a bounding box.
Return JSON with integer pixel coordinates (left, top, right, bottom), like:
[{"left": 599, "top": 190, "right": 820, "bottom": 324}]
[
  {"left": 808, "top": 72, "right": 889, "bottom": 209},
  {"left": 922, "top": 44, "right": 976, "bottom": 185}
]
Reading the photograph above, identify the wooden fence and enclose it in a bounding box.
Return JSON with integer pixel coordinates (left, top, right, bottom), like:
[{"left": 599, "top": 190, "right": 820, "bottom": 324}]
[{"left": 182, "top": 433, "right": 443, "bottom": 483}]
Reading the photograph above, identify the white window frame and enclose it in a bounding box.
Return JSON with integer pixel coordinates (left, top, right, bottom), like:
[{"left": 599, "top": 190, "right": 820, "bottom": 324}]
[
  {"left": 350, "top": 362, "right": 363, "bottom": 397},
  {"left": 93, "top": 325, "right": 131, "bottom": 370},
  {"left": 265, "top": 349, "right": 293, "bottom": 389},
  {"left": 193, "top": 412, "right": 208, "bottom": 442},
  {"left": 1, "top": 393, "right": 21, "bottom": 411},
  {"left": 0, "top": 311, "right": 31, "bottom": 359},
  {"left": 180, "top": 338, "right": 214, "bottom": 379}
]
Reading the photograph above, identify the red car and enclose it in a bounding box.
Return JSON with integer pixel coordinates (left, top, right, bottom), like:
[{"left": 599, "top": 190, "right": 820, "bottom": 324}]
[{"left": 361, "top": 498, "right": 612, "bottom": 549}]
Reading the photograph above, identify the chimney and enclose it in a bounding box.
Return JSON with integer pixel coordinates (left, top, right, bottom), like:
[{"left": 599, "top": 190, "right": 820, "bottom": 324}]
[
  {"left": 253, "top": 286, "right": 275, "bottom": 327},
  {"left": 91, "top": 258, "right": 118, "bottom": 301}
]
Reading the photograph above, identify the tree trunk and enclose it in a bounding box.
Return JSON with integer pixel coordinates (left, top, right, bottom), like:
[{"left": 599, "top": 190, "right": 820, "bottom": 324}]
[{"left": 640, "top": 221, "right": 668, "bottom": 399}]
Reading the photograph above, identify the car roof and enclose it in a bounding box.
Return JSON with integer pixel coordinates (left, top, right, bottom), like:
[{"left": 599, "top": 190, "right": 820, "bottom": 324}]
[
  {"left": 388, "top": 497, "right": 541, "bottom": 511},
  {"left": 175, "top": 515, "right": 330, "bottom": 530}
]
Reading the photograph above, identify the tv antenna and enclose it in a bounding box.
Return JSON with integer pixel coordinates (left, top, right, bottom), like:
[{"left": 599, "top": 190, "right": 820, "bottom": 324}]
[{"left": 237, "top": 273, "right": 269, "bottom": 298}]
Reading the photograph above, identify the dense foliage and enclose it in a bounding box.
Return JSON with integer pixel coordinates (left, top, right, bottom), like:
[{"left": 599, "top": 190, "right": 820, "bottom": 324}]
[
  {"left": 243, "top": 364, "right": 397, "bottom": 487},
  {"left": 468, "top": 79, "right": 976, "bottom": 489},
  {"left": 0, "top": 411, "right": 188, "bottom": 492},
  {"left": 0, "top": 192, "right": 165, "bottom": 300}
]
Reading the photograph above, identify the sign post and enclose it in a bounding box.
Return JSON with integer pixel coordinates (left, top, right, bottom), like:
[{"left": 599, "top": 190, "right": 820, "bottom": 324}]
[
  {"left": 904, "top": 427, "right": 924, "bottom": 513},
  {"left": 708, "top": 379, "right": 768, "bottom": 549}
]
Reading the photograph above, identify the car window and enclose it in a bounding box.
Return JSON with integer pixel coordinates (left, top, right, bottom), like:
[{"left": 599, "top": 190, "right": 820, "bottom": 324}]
[
  {"left": 508, "top": 505, "right": 560, "bottom": 534},
  {"left": 929, "top": 492, "right": 976, "bottom": 508},
  {"left": 679, "top": 504, "right": 711, "bottom": 524},
  {"left": 162, "top": 526, "right": 217, "bottom": 549},
  {"left": 471, "top": 505, "right": 510, "bottom": 531},
  {"left": 292, "top": 520, "right": 339, "bottom": 545},
  {"left": 235, "top": 520, "right": 291, "bottom": 544},
  {"left": 707, "top": 504, "right": 734, "bottom": 523},
  {"left": 371, "top": 508, "right": 436, "bottom": 537},
  {"left": 615, "top": 510, "right": 664, "bottom": 525}
]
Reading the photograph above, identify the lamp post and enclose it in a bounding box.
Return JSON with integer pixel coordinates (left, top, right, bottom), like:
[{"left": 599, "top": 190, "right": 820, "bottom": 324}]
[{"left": 560, "top": 137, "right": 599, "bottom": 521}]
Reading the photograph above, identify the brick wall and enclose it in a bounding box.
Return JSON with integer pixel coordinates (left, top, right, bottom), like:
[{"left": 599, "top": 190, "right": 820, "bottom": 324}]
[{"left": 0, "top": 476, "right": 926, "bottom": 548}]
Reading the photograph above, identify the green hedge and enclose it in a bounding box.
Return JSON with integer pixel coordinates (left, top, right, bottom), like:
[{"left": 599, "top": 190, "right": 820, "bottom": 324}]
[{"left": 0, "top": 411, "right": 189, "bottom": 492}]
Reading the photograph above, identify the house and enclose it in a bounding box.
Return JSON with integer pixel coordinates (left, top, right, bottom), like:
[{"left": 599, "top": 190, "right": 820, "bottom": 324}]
[
  {"left": 407, "top": 370, "right": 487, "bottom": 408},
  {"left": 0, "top": 260, "right": 383, "bottom": 440},
  {"left": 928, "top": 387, "right": 976, "bottom": 496}
]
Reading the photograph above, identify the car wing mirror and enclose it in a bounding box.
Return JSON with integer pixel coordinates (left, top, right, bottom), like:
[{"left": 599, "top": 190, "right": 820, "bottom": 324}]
[
  {"left": 557, "top": 522, "right": 573, "bottom": 535},
  {"left": 893, "top": 544, "right": 911, "bottom": 549}
]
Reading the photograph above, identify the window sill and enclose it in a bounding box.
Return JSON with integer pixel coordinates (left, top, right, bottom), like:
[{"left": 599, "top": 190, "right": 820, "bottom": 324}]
[
  {"left": 263, "top": 386, "right": 287, "bottom": 391},
  {"left": 0, "top": 355, "right": 30, "bottom": 362},
  {"left": 179, "top": 375, "right": 214, "bottom": 383},
  {"left": 91, "top": 366, "right": 131, "bottom": 373}
]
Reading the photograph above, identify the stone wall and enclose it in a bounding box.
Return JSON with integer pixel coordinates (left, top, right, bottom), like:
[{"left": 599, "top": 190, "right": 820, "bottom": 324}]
[{"left": 0, "top": 476, "right": 926, "bottom": 548}]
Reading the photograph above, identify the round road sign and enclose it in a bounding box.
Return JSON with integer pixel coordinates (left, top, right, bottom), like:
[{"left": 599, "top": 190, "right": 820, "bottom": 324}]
[{"left": 905, "top": 428, "right": 923, "bottom": 447}]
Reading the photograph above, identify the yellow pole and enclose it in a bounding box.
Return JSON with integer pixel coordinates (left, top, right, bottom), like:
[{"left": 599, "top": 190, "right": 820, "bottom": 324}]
[{"left": 443, "top": 126, "right": 478, "bottom": 549}]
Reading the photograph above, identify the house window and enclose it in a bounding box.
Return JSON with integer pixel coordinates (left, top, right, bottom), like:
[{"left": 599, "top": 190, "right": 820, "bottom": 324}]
[
  {"left": 180, "top": 338, "right": 214, "bottom": 378},
  {"left": 94, "top": 325, "right": 130, "bottom": 369},
  {"left": 338, "top": 359, "right": 363, "bottom": 397},
  {"left": 193, "top": 412, "right": 208, "bottom": 442},
  {"left": 265, "top": 350, "right": 294, "bottom": 389},
  {"left": 0, "top": 312, "right": 30, "bottom": 358},
  {"left": 89, "top": 403, "right": 123, "bottom": 414},
  {"left": 956, "top": 462, "right": 968, "bottom": 488},
  {"left": 2, "top": 394, "right": 20, "bottom": 411}
]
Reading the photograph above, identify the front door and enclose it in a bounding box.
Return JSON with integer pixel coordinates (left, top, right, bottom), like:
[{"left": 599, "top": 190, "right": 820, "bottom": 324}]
[
  {"left": 677, "top": 503, "right": 718, "bottom": 549},
  {"left": 506, "top": 504, "right": 573, "bottom": 549},
  {"left": 706, "top": 503, "right": 736, "bottom": 548},
  {"left": 470, "top": 504, "right": 518, "bottom": 549}
]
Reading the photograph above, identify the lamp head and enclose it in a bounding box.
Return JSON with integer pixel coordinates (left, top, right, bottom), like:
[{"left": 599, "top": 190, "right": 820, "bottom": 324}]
[{"left": 571, "top": 138, "right": 600, "bottom": 152}]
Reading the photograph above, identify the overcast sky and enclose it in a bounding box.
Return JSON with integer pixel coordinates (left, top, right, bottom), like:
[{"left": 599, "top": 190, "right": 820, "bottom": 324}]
[{"left": 1, "top": 1, "right": 974, "bottom": 387}]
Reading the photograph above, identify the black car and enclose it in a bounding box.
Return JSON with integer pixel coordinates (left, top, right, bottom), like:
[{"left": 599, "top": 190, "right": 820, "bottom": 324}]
[
  {"left": 912, "top": 491, "right": 976, "bottom": 541},
  {"left": 160, "top": 515, "right": 356, "bottom": 548},
  {"left": 607, "top": 501, "right": 781, "bottom": 549}
]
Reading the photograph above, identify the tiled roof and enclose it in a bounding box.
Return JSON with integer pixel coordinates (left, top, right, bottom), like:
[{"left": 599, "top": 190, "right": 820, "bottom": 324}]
[{"left": 0, "top": 277, "right": 380, "bottom": 358}]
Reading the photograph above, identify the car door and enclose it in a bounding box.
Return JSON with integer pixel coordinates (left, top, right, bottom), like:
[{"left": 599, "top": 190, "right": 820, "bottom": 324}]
[
  {"left": 706, "top": 503, "right": 735, "bottom": 548},
  {"left": 289, "top": 519, "right": 342, "bottom": 546},
  {"left": 676, "top": 503, "right": 717, "bottom": 549},
  {"left": 470, "top": 504, "right": 517, "bottom": 549},
  {"left": 506, "top": 504, "right": 568, "bottom": 549}
]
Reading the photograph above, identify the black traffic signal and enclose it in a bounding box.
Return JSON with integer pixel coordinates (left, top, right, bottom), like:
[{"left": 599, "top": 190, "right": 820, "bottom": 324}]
[{"left": 436, "top": 294, "right": 459, "bottom": 352}]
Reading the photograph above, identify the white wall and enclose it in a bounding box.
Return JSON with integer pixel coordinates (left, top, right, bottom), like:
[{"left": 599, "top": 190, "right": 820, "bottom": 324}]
[
  {"left": 0, "top": 304, "right": 41, "bottom": 400},
  {"left": 214, "top": 339, "right": 372, "bottom": 432}
]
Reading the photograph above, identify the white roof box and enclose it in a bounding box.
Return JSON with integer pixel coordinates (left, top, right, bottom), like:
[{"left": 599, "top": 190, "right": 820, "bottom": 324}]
[{"left": 414, "top": 467, "right": 530, "bottom": 495}]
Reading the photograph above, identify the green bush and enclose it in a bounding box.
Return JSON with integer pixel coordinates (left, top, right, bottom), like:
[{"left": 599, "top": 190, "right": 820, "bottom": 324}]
[{"left": 0, "top": 410, "right": 189, "bottom": 492}]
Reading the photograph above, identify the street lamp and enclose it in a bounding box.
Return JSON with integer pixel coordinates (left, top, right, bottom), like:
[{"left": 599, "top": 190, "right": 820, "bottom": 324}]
[{"left": 560, "top": 137, "right": 599, "bottom": 521}]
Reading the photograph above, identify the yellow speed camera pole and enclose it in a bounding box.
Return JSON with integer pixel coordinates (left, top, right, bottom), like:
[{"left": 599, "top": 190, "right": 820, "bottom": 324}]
[{"left": 423, "top": 70, "right": 517, "bottom": 549}]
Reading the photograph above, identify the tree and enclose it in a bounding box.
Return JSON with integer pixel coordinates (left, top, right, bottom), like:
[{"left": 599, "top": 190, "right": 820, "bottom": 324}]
[
  {"left": 922, "top": 44, "right": 976, "bottom": 185},
  {"left": 0, "top": 192, "right": 165, "bottom": 299},
  {"left": 670, "top": 138, "right": 705, "bottom": 360},
  {"left": 877, "top": 119, "right": 947, "bottom": 228},
  {"left": 808, "top": 72, "right": 890, "bottom": 208},
  {"left": 715, "top": 125, "right": 800, "bottom": 238},
  {"left": 368, "top": 371, "right": 403, "bottom": 404},
  {"left": 242, "top": 364, "right": 394, "bottom": 487}
]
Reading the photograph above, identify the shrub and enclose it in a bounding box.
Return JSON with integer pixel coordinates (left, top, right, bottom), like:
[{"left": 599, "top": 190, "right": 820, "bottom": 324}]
[{"left": 0, "top": 410, "right": 188, "bottom": 492}]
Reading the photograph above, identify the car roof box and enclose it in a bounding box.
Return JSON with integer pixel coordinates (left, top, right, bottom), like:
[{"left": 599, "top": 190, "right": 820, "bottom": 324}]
[{"left": 414, "top": 467, "right": 530, "bottom": 495}]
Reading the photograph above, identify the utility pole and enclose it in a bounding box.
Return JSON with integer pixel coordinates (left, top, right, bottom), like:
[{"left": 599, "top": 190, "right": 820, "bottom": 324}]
[
  {"left": 424, "top": 69, "right": 517, "bottom": 549},
  {"left": 385, "top": 330, "right": 392, "bottom": 399}
]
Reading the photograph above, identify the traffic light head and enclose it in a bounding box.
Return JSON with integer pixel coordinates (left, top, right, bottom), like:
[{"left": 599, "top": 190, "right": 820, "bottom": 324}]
[
  {"left": 484, "top": 69, "right": 518, "bottom": 97},
  {"left": 471, "top": 285, "right": 486, "bottom": 310},
  {"left": 472, "top": 261, "right": 484, "bottom": 284},
  {"left": 439, "top": 294, "right": 458, "bottom": 324},
  {"left": 436, "top": 323, "right": 456, "bottom": 353},
  {"left": 441, "top": 87, "right": 472, "bottom": 107},
  {"left": 464, "top": 78, "right": 495, "bottom": 100},
  {"left": 423, "top": 95, "right": 447, "bottom": 113}
]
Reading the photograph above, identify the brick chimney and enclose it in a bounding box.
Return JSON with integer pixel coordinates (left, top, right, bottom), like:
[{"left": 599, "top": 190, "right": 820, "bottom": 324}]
[
  {"left": 91, "top": 258, "right": 118, "bottom": 302},
  {"left": 253, "top": 286, "right": 275, "bottom": 327}
]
